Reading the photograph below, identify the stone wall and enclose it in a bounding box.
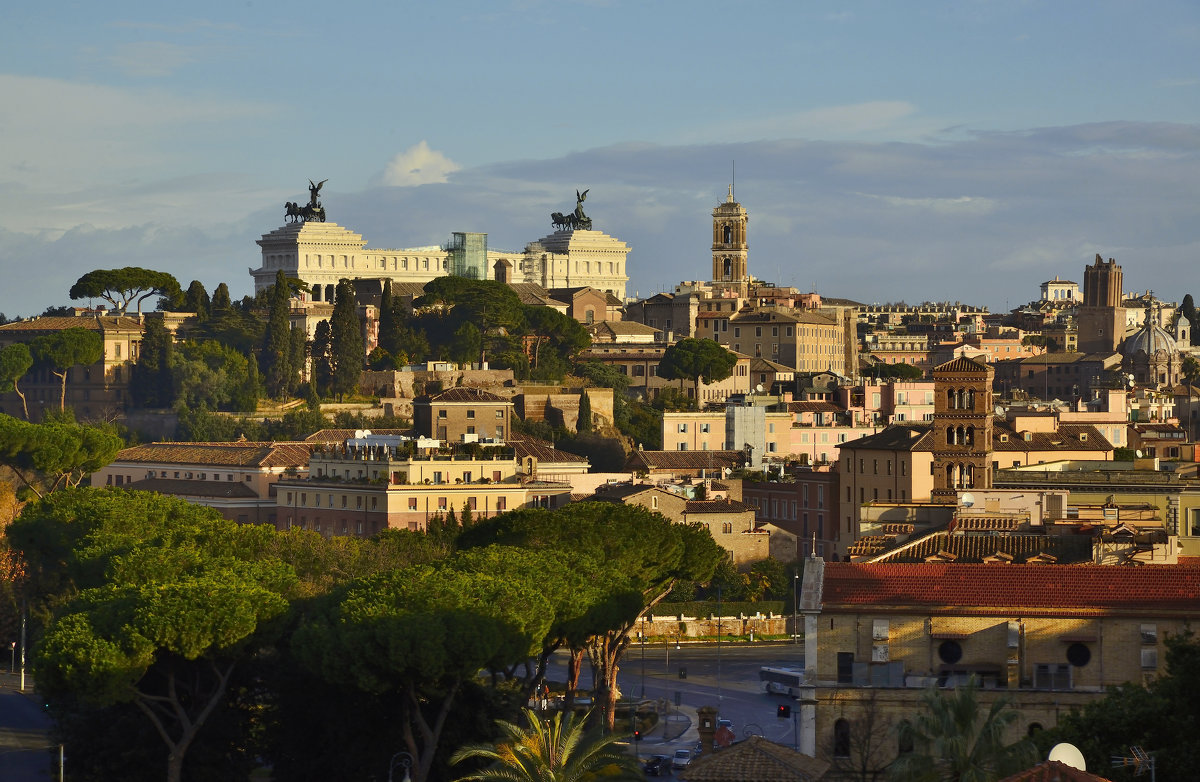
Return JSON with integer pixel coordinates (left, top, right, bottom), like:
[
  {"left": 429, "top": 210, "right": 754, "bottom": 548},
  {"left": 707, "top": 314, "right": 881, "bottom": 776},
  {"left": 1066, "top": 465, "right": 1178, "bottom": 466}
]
[
  {"left": 515, "top": 387, "right": 615, "bottom": 430},
  {"left": 361, "top": 368, "right": 515, "bottom": 400}
]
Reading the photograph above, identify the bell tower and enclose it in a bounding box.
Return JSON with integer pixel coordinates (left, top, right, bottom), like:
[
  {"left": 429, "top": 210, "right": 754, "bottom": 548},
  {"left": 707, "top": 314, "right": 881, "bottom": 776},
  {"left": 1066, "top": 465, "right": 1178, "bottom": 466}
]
[{"left": 711, "top": 185, "right": 749, "bottom": 295}]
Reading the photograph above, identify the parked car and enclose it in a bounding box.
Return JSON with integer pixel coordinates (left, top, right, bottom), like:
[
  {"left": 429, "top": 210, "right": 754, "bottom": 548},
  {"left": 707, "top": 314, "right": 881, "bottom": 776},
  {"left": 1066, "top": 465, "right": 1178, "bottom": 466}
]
[
  {"left": 672, "top": 749, "right": 692, "bottom": 770},
  {"left": 642, "top": 755, "right": 671, "bottom": 776}
]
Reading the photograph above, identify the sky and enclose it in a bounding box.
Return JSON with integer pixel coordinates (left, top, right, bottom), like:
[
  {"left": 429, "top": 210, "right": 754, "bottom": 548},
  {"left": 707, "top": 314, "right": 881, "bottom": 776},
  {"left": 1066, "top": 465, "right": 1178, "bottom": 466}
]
[{"left": 1, "top": 1, "right": 1199, "bottom": 318}]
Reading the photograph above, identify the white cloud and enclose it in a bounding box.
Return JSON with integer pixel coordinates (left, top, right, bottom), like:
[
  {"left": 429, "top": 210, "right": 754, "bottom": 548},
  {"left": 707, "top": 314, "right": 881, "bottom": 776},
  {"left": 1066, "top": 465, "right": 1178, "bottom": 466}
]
[
  {"left": 378, "top": 142, "right": 461, "bottom": 187},
  {"left": 862, "top": 193, "right": 998, "bottom": 215},
  {"left": 106, "top": 41, "right": 199, "bottom": 77},
  {"left": 703, "top": 101, "right": 925, "bottom": 143}
]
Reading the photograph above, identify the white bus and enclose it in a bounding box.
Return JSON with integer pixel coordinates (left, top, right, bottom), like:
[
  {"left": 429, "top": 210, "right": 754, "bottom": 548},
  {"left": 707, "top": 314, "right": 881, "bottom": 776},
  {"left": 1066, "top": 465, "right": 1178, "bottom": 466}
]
[{"left": 759, "top": 666, "right": 805, "bottom": 696}]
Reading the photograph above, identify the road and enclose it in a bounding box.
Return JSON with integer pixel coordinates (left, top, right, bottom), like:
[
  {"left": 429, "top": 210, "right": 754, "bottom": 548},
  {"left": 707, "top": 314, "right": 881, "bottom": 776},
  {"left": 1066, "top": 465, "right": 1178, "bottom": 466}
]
[
  {"left": 0, "top": 673, "right": 55, "bottom": 781},
  {"left": 548, "top": 642, "right": 807, "bottom": 754}
]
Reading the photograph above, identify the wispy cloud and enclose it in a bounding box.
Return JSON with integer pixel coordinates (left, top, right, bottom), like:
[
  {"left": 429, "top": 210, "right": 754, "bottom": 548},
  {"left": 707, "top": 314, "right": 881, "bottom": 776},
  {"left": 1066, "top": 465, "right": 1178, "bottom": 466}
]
[
  {"left": 376, "top": 142, "right": 462, "bottom": 187},
  {"left": 107, "top": 41, "right": 199, "bottom": 77}
]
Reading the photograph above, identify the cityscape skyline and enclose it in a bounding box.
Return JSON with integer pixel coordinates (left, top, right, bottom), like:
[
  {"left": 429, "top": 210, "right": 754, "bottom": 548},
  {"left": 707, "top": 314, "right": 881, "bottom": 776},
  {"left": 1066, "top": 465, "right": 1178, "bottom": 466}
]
[{"left": 2, "top": 1, "right": 1199, "bottom": 317}]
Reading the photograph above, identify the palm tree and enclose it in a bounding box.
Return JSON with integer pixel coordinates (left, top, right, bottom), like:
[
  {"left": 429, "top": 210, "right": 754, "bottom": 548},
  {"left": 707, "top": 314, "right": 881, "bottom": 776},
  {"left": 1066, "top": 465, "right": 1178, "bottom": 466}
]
[
  {"left": 891, "top": 676, "right": 1036, "bottom": 782},
  {"left": 450, "top": 707, "right": 642, "bottom": 782}
]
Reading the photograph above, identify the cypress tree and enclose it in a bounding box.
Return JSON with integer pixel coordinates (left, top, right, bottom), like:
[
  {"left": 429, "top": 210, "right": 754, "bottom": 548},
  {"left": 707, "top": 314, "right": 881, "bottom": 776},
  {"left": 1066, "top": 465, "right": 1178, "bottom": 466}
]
[
  {"left": 460, "top": 501, "right": 473, "bottom": 527},
  {"left": 577, "top": 391, "right": 593, "bottom": 434},
  {"left": 184, "top": 280, "right": 210, "bottom": 319},
  {"left": 132, "top": 317, "right": 174, "bottom": 407},
  {"left": 288, "top": 325, "right": 308, "bottom": 395},
  {"left": 210, "top": 283, "right": 232, "bottom": 314},
  {"left": 378, "top": 279, "right": 401, "bottom": 356},
  {"left": 261, "top": 270, "right": 293, "bottom": 398},
  {"left": 312, "top": 320, "right": 333, "bottom": 399},
  {"left": 330, "top": 280, "right": 365, "bottom": 401}
]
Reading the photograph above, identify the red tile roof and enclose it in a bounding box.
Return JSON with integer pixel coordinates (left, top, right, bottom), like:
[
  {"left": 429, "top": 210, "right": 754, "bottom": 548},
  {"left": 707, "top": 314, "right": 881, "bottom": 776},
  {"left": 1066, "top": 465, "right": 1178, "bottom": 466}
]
[
  {"left": 423, "top": 387, "right": 510, "bottom": 403},
  {"left": 112, "top": 441, "right": 313, "bottom": 468},
  {"left": 304, "top": 428, "right": 412, "bottom": 443},
  {"left": 999, "top": 760, "right": 1113, "bottom": 782},
  {"left": 0, "top": 315, "right": 144, "bottom": 333},
  {"left": 822, "top": 562, "right": 1200, "bottom": 615}
]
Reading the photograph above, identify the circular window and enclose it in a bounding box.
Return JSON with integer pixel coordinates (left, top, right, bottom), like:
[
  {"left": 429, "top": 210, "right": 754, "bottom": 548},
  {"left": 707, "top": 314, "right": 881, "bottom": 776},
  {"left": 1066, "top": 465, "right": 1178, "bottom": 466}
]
[
  {"left": 938, "top": 640, "right": 963, "bottom": 664},
  {"left": 1066, "top": 643, "right": 1091, "bottom": 667}
]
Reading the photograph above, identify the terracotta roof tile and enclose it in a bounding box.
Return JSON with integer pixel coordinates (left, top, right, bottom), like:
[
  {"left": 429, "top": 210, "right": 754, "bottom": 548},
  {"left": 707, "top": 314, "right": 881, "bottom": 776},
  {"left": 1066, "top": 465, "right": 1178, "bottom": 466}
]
[
  {"left": 685, "top": 498, "right": 754, "bottom": 514},
  {"left": 423, "top": 387, "right": 510, "bottom": 403},
  {"left": 305, "top": 428, "right": 412, "bottom": 443},
  {"left": 679, "top": 736, "right": 828, "bottom": 782},
  {"left": 822, "top": 562, "right": 1200, "bottom": 614},
  {"left": 999, "top": 760, "right": 1114, "bottom": 782},
  {"left": 0, "top": 315, "right": 144, "bottom": 332},
  {"left": 507, "top": 433, "right": 590, "bottom": 465},
  {"left": 626, "top": 450, "right": 744, "bottom": 472},
  {"left": 112, "top": 441, "right": 312, "bottom": 468}
]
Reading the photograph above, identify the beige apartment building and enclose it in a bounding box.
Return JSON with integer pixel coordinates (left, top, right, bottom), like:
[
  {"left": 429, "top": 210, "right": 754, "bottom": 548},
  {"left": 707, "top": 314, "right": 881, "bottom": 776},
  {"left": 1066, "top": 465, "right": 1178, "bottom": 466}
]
[
  {"left": 798, "top": 558, "right": 1200, "bottom": 766},
  {"left": 412, "top": 387, "right": 514, "bottom": 442},
  {"left": 0, "top": 314, "right": 144, "bottom": 422},
  {"left": 715, "top": 310, "right": 848, "bottom": 375},
  {"left": 577, "top": 343, "right": 752, "bottom": 404},
  {"left": 276, "top": 435, "right": 572, "bottom": 536},
  {"left": 92, "top": 440, "right": 314, "bottom": 524}
]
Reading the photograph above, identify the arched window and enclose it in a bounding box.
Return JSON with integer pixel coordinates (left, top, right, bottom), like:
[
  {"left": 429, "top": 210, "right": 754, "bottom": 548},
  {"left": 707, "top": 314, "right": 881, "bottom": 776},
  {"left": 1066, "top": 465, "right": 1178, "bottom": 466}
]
[
  {"left": 833, "top": 719, "right": 851, "bottom": 758},
  {"left": 723, "top": 224, "right": 733, "bottom": 243},
  {"left": 965, "top": 426, "right": 975, "bottom": 447}
]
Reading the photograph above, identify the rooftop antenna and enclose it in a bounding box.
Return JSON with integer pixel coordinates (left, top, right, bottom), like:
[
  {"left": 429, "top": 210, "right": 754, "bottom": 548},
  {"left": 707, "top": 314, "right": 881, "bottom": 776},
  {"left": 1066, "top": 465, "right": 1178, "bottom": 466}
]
[{"left": 732, "top": 160, "right": 735, "bottom": 202}]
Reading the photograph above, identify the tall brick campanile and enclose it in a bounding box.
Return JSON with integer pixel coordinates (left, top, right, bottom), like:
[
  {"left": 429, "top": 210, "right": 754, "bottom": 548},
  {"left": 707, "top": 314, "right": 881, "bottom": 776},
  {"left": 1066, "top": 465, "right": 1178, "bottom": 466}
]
[{"left": 931, "top": 356, "right": 995, "bottom": 504}]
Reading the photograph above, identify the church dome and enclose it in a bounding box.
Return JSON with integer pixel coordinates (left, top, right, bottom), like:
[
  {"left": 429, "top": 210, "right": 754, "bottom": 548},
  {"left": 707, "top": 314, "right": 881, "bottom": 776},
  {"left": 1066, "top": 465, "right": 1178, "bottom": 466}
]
[{"left": 1123, "top": 308, "right": 1177, "bottom": 356}]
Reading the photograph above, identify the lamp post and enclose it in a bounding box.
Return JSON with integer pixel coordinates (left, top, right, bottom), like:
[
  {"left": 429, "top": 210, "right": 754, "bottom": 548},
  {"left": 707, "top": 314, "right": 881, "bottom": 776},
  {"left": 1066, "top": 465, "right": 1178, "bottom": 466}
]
[
  {"left": 388, "top": 751, "right": 413, "bottom": 782},
  {"left": 640, "top": 618, "right": 646, "bottom": 699},
  {"left": 8, "top": 641, "right": 12, "bottom": 674},
  {"left": 793, "top": 572, "right": 799, "bottom": 645}
]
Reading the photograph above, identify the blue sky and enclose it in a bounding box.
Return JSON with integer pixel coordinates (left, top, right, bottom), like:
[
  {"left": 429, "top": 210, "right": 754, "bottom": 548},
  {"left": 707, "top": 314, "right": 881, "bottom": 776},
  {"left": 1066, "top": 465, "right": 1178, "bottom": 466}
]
[{"left": 1, "top": 1, "right": 1198, "bottom": 317}]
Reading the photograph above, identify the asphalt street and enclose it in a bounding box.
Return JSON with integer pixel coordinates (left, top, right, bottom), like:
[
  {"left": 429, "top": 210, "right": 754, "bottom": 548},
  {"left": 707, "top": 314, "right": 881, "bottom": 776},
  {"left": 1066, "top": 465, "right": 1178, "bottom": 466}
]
[
  {"left": 548, "top": 641, "right": 808, "bottom": 760},
  {"left": 0, "top": 672, "right": 55, "bottom": 781}
]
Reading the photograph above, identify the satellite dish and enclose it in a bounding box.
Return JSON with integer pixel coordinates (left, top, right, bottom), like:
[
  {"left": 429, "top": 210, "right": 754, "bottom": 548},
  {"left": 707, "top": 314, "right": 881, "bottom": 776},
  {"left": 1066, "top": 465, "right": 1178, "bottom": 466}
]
[
  {"left": 1135, "top": 450, "right": 1144, "bottom": 458},
  {"left": 1048, "top": 743, "right": 1086, "bottom": 771},
  {"left": 961, "top": 492, "right": 975, "bottom": 508},
  {"left": 756, "top": 384, "right": 764, "bottom": 393}
]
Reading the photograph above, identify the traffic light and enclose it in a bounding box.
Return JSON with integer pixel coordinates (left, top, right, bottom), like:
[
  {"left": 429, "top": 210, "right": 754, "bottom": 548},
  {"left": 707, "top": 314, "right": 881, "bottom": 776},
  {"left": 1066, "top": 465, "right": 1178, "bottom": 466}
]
[
  {"left": 777, "top": 704, "right": 791, "bottom": 719},
  {"left": 633, "top": 729, "right": 642, "bottom": 741}
]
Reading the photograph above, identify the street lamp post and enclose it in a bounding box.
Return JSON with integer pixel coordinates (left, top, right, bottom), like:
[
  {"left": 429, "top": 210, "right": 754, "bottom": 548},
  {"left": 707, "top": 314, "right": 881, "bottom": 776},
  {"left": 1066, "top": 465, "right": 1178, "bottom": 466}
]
[
  {"left": 640, "top": 618, "right": 646, "bottom": 699},
  {"left": 8, "top": 641, "right": 13, "bottom": 674},
  {"left": 793, "top": 572, "right": 799, "bottom": 645},
  {"left": 388, "top": 751, "right": 413, "bottom": 782}
]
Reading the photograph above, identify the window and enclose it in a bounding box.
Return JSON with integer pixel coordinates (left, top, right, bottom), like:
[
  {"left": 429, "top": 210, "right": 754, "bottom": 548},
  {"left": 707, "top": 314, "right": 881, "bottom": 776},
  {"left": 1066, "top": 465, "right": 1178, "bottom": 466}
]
[
  {"left": 678, "top": 423, "right": 688, "bottom": 433},
  {"left": 836, "top": 652, "right": 854, "bottom": 685},
  {"left": 1066, "top": 643, "right": 1091, "bottom": 667},
  {"left": 1034, "top": 664, "right": 1071, "bottom": 690},
  {"left": 467, "top": 410, "right": 475, "bottom": 419},
  {"left": 496, "top": 409, "right": 505, "bottom": 418},
  {"left": 938, "top": 640, "right": 963, "bottom": 664},
  {"left": 408, "top": 497, "right": 418, "bottom": 510},
  {"left": 438, "top": 497, "right": 447, "bottom": 510},
  {"left": 497, "top": 497, "right": 507, "bottom": 511},
  {"left": 438, "top": 409, "right": 447, "bottom": 418},
  {"left": 1141, "top": 624, "right": 1158, "bottom": 645}
]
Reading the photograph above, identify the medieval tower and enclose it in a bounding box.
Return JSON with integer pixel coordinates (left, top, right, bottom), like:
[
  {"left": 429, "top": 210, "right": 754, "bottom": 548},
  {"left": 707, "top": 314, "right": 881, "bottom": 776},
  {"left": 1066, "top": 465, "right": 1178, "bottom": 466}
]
[
  {"left": 931, "top": 357, "right": 995, "bottom": 504},
  {"left": 711, "top": 185, "right": 749, "bottom": 296},
  {"left": 1076, "top": 254, "right": 1126, "bottom": 354}
]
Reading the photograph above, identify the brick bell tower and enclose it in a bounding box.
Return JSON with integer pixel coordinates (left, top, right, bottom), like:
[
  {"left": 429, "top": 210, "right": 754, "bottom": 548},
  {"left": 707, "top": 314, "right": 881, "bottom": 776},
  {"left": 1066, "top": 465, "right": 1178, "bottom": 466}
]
[
  {"left": 711, "top": 185, "right": 749, "bottom": 296},
  {"left": 931, "top": 356, "right": 995, "bottom": 504}
]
